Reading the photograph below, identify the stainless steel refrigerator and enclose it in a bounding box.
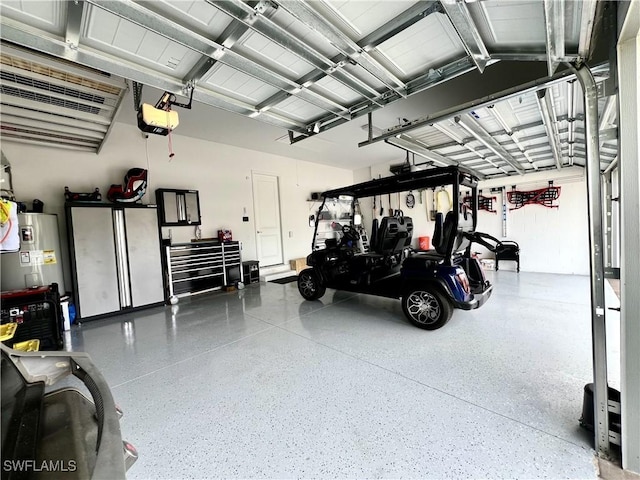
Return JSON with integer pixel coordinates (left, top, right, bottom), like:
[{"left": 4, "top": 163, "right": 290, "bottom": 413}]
[{"left": 67, "top": 204, "right": 164, "bottom": 320}]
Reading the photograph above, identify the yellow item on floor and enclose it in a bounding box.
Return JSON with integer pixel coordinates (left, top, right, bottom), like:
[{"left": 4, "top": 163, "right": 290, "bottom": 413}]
[
  {"left": 0, "top": 323, "right": 17, "bottom": 342},
  {"left": 12, "top": 339, "right": 40, "bottom": 352}
]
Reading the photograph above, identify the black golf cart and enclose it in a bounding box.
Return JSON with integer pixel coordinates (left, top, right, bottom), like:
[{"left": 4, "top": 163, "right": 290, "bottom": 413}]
[{"left": 298, "top": 166, "right": 493, "bottom": 330}]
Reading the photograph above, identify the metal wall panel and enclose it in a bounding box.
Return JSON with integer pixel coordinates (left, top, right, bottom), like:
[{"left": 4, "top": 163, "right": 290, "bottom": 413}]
[
  {"left": 70, "top": 207, "right": 120, "bottom": 318},
  {"left": 124, "top": 208, "right": 165, "bottom": 308}
]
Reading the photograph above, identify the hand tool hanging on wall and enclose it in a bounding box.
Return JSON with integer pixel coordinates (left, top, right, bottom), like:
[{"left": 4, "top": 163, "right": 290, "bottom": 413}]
[
  {"left": 430, "top": 187, "right": 436, "bottom": 221},
  {"left": 378, "top": 175, "right": 384, "bottom": 216},
  {"left": 388, "top": 193, "right": 393, "bottom": 216},
  {"left": 406, "top": 191, "right": 415, "bottom": 209}
]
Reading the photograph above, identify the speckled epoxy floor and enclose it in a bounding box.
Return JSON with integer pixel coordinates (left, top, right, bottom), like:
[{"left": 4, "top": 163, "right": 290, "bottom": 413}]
[{"left": 65, "top": 271, "right": 621, "bottom": 479}]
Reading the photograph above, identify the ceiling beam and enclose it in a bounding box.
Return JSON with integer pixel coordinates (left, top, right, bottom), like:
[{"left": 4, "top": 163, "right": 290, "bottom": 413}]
[
  {"left": 487, "top": 106, "right": 539, "bottom": 170},
  {"left": 440, "top": 0, "right": 491, "bottom": 73},
  {"left": 65, "top": 0, "right": 85, "bottom": 50},
  {"left": 276, "top": 0, "right": 407, "bottom": 96},
  {"left": 543, "top": 0, "right": 566, "bottom": 76},
  {"left": 491, "top": 52, "right": 576, "bottom": 62},
  {"left": 85, "top": 0, "right": 351, "bottom": 120},
  {"left": 578, "top": 0, "right": 598, "bottom": 60},
  {"left": 251, "top": 2, "right": 440, "bottom": 128},
  {"left": 536, "top": 89, "right": 564, "bottom": 169},
  {"left": 454, "top": 114, "right": 526, "bottom": 174},
  {"left": 181, "top": 0, "right": 274, "bottom": 85},
  {"left": 358, "top": 1, "right": 441, "bottom": 49},
  {"left": 385, "top": 135, "right": 487, "bottom": 180},
  {"left": 206, "top": 0, "right": 382, "bottom": 103},
  {"left": 358, "top": 65, "right": 583, "bottom": 148},
  {"left": 289, "top": 56, "right": 476, "bottom": 143}
]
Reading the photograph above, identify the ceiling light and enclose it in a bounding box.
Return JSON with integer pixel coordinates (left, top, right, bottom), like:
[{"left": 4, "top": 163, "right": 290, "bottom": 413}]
[
  {"left": 455, "top": 114, "right": 525, "bottom": 174},
  {"left": 567, "top": 80, "right": 576, "bottom": 120},
  {"left": 488, "top": 106, "right": 513, "bottom": 135},
  {"left": 313, "top": 122, "right": 321, "bottom": 134},
  {"left": 536, "top": 89, "right": 563, "bottom": 169},
  {"left": 432, "top": 122, "right": 465, "bottom": 144}
]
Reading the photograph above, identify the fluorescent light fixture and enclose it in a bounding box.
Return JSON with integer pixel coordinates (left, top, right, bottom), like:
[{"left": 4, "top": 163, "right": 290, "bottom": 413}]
[
  {"left": 455, "top": 114, "right": 525, "bottom": 174},
  {"left": 432, "top": 122, "right": 465, "bottom": 144},
  {"left": 386, "top": 136, "right": 487, "bottom": 180},
  {"left": 488, "top": 106, "right": 513, "bottom": 135},
  {"left": 511, "top": 134, "right": 539, "bottom": 171},
  {"left": 567, "top": 80, "right": 576, "bottom": 120},
  {"left": 536, "top": 89, "right": 563, "bottom": 169}
]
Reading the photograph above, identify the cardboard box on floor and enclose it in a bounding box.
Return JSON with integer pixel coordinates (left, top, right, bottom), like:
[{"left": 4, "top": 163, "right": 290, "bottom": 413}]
[{"left": 290, "top": 258, "right": 308, "bottom": 274}]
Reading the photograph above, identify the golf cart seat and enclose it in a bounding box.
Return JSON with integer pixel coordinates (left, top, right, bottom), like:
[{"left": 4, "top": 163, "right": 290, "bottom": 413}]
[
  {"left": 409, "top": 211, "right": 457, "bottom": 263},
  {"left": 373, "top": 216, "right": 412, "bottom": 254}
]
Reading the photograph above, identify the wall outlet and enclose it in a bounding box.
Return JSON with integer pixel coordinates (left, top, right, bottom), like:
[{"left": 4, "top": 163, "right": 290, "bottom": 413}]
[{"left": 242, "top": 216, "right": 249, "bottom": 222}]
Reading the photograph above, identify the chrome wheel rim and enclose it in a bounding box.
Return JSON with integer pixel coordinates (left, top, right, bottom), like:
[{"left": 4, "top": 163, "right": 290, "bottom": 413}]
[
  {"left": 406, "top": 291, "right": 440, "bottom": 325},
  {"left": 299, "top": 273, "right": 317, "bottom": 297}
]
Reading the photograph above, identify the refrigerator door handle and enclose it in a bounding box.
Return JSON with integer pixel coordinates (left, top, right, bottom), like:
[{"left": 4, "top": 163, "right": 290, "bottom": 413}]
[{"left": 113, "top": 210, "right": 132, "bottom": 308}]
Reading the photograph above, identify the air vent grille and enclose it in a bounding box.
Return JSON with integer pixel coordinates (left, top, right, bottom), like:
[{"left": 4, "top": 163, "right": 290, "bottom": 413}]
[
  {"left": 0, "top": 47, "right": 127, "bottom": 153},
  {"left": 0, "top": 53, "right": 121, "bottom": 96}
]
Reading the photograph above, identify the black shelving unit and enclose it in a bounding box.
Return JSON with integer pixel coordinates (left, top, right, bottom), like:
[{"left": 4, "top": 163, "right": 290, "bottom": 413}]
[{"left": 242, "top": 261, "right": 260, "bottom": 284}]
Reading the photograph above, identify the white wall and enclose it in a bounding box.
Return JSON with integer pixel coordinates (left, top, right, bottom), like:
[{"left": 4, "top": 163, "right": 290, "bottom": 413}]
[
  {"left": 2, "top": 122, "right": 353, "bottom": 287},
  {"left": 477, "top": 168, "right": 589, "bottom": 275},
  {"left": 355, "top": 163, "right": 590, "bottom": 275}
]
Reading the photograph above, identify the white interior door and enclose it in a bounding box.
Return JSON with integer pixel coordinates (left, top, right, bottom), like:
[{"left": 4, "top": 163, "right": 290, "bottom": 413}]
[{"left": 252, "top": 173, "right": 284, "bottom": 267}]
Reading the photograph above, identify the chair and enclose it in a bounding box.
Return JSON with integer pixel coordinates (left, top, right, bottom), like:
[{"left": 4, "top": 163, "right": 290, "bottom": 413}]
[{"left": 495, "top": 240, "right": 520, "bottom": 272}]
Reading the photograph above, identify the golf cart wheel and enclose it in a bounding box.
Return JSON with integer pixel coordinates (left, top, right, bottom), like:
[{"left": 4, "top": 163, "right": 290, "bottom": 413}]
[
  {"left": 402, "top": 287, "right": 452, "bottom": 330},
  {"left": 298, "top": 268, "right": 326, "bottom": 300}
]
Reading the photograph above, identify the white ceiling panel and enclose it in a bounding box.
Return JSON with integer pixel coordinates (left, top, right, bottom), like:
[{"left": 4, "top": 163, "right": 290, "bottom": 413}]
[
  {"left": 507, "top": 92, "right": 543, "bottom": 126},
  {"left": 0, "top": 0, "right": 65, "bottom": 36},
  {"left": 234, "top": 31, "right": 317, "bottom": 80},
  {"left": 316, "top": 0, "right": 416, "bottom": 39},
  {"left": 479, "top": 1, "right": 545, "bottom": 47},
  {"left": 376, "top": 14, "right": 464, "bottom": 79},
  {"left": 270, "top": 96, "right": 328, "bottom": 122},
  {"left": 311, "top": 76, "right": 362, "bottom": 105},
  {"left": 155, "top": 1, "right": 231, "bottom": 33},
  {"left": 202, "top": 64, "right": 280, "bottom": 105},
  {"left": 84, "top": 6, "right": 202, "bottom": 77},
  {"left": 269, "top": 6, "right": 340, "bottom": 58}
]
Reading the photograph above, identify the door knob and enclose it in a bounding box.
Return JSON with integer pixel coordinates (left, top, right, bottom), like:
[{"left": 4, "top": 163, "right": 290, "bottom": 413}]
[{"left": 257, "top": 230, "right": 262, "bottom": 234}]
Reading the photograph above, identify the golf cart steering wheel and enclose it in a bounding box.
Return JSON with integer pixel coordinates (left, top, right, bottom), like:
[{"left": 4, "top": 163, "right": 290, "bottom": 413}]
[{"left": 341, "top": 224, "right": 360, "bottom": 242}]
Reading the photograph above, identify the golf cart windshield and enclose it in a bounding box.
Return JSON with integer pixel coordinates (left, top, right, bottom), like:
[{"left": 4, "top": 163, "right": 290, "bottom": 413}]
[{"left": 313, "top": 195, "right": 354, "bottom": 250}]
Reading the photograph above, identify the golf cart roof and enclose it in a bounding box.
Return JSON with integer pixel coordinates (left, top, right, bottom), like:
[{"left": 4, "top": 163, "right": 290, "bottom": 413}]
[{"left": 322, "top": 166, "right": 479, "bottom": 199}]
